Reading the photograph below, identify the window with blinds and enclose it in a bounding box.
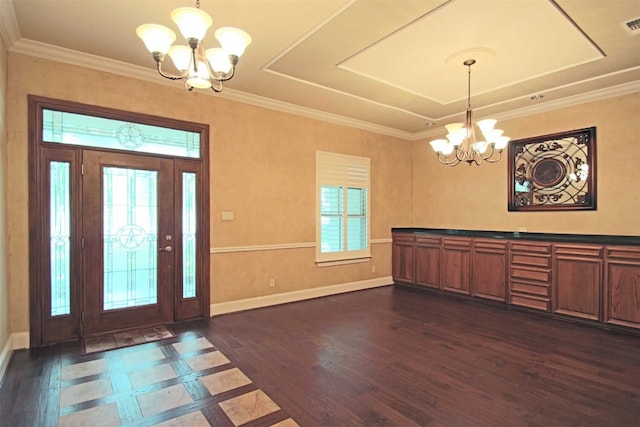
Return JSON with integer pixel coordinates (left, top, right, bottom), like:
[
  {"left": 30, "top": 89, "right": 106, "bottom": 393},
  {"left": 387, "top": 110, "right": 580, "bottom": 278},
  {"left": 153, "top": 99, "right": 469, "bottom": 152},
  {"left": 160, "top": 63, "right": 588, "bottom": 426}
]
[{"left": 316, "top": 151, "right": 370, "bottom": 263}]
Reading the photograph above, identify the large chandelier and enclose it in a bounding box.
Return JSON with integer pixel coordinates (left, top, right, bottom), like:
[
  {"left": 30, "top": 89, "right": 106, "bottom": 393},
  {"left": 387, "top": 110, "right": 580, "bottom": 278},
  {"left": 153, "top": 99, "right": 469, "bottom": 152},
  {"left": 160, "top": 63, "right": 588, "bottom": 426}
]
[
  {"left": 136, "top": 0, "right": 251, "bottom": 92},
  {"left": 429, "top": 59, "right": 510, "bottom": 166}
]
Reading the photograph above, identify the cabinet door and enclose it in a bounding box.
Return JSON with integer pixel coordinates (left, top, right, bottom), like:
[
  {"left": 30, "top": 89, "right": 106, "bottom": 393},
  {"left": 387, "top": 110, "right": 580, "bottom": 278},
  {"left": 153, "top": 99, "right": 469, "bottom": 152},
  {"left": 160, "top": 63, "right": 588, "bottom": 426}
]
[
  {"left": 553, "top": 244, "right": 603, "bottom": 321},
  {"left": 392, "top": 234, "right": 415, "bottom": 284},
  {"left": 472, "top": 239, "right": 507, "bottom": 301},
  {"left": 605, "top": 246, "right": 640, "bottom": 329},
  {"left": 415, "top": 236, "right": 441, "bottom": 289},
  {"left": 441, "top": 237, "right": 471, "bottom": 295}
]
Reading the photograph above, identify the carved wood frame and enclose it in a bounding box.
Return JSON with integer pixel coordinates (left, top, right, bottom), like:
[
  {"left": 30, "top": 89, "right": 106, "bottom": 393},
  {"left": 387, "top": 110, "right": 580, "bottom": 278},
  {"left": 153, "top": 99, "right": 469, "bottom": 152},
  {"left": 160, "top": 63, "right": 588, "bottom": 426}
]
[{"left": 508, "top": 127, "right": 597, "bottom": 212}]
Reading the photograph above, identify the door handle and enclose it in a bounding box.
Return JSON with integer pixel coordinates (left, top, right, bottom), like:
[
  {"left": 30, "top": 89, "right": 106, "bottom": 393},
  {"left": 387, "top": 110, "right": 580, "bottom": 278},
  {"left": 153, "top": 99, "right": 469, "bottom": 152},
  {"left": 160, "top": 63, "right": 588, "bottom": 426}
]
[{"left": 159, "top": 245, "right": 172, "bottom": 252}]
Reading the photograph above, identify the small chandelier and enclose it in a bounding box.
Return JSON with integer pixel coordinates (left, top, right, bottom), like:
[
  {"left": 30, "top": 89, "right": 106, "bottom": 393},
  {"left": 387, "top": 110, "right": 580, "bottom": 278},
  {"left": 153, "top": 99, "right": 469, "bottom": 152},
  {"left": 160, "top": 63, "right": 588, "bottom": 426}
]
[
  {"left": 136, "top": 0, "right": 251, "bottom": 92},
  {"left": 429, "top": 59, "right": 510, "bottom": 166}
]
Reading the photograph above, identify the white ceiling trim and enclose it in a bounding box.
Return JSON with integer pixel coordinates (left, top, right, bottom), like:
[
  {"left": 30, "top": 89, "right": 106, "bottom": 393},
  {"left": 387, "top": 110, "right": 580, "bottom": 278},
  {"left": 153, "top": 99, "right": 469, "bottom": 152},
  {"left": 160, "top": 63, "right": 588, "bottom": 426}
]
[
  {"left": 2, "top": 34, "right": 639, "bottom": 142},
  {"left": 0, "top": 0, "right": 19, "bottom": 49},
  {"left": 415, "top": 79, "right": 640, "bottom": 140}
]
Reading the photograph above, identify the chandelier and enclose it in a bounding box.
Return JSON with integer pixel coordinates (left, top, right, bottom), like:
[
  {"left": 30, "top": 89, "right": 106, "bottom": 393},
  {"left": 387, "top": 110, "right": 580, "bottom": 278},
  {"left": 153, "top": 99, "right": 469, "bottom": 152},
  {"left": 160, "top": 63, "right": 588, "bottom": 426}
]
[
  {"left": 136, "top": 0, "right": 251, "bottom": 92},
  {"left": 429, "top": 59, "right": 510, "bottom": 166}
]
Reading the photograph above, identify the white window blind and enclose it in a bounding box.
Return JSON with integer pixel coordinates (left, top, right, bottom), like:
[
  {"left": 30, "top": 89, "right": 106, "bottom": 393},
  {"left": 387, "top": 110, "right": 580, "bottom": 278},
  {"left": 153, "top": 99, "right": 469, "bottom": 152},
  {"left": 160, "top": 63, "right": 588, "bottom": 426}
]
[{"left": 316, "top": 151, "right": 370, "bottom": 262}]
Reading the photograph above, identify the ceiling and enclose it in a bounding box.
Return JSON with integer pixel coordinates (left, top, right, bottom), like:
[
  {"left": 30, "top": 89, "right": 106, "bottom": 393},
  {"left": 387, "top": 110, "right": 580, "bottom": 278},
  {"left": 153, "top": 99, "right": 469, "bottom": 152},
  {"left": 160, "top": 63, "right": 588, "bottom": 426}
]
[{"left": 1, "top": 0, "right": 639, "bottom": 140}]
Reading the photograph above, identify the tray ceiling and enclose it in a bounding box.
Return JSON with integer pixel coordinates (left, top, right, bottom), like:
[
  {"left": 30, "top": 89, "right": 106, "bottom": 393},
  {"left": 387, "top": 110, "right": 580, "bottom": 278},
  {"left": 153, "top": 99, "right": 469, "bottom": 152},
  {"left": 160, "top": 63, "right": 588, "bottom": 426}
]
[{"left": 2, "top": 0, "right": 639, "bottom": 140}]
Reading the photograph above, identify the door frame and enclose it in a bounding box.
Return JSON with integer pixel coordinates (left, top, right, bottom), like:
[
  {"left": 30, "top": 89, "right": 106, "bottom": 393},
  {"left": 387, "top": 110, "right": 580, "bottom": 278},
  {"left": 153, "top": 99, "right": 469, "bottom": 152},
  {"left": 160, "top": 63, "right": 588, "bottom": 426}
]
[{"left": 28, "top": 95, "right": 210, "bottom": 347}]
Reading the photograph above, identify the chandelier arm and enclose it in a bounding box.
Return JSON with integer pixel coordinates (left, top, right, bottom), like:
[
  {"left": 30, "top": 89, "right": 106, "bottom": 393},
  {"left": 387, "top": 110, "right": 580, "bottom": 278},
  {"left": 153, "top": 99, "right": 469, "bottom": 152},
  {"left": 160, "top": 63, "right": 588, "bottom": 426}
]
[
  {"left": 156, "top": 60, "right": 189, "bottom": 81},
  {"left": 210, "top": 80, "right": 223, "bottom": 93},
  {"left": 202, "top": 59, "right": 236, "bottom": 84},
  {"left": 436, "top": 153, "right": 462, "bottom": 166}
]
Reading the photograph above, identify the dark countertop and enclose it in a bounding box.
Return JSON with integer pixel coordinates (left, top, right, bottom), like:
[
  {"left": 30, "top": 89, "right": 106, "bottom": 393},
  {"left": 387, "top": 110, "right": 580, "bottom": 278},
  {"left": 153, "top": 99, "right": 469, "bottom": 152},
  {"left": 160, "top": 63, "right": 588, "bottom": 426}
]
[{"left": 391, "top": 228, "right": 640, "bottom": 246}]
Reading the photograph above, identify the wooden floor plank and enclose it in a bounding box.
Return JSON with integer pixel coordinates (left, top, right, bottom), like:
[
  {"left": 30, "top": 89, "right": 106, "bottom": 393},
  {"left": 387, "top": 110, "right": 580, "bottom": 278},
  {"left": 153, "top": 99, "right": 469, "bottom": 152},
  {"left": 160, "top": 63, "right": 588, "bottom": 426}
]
[
  {"left": 2, "top": 285, "right": 639, "bottom": 426},
  {"left": 183, "top": 286, "right": 640, "bottom": 427}
]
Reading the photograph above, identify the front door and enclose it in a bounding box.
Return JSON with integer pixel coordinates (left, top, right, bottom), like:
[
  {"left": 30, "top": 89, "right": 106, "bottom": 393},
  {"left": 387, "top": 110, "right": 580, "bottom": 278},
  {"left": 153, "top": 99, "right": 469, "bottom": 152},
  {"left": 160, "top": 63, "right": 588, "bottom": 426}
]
[
  {"left": 82, "top": 151, "right": 175, "bottom": 335},
  {"left": 28, "top": 96, "right": 210, "bottom": 346}
]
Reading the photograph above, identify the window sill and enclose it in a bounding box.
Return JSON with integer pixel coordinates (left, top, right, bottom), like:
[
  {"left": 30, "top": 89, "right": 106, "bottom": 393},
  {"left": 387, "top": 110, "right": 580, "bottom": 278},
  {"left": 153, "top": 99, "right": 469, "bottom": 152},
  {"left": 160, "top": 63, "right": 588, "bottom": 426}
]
[{"left": 315, "top": 257, "right": 372, "bottom": 267}]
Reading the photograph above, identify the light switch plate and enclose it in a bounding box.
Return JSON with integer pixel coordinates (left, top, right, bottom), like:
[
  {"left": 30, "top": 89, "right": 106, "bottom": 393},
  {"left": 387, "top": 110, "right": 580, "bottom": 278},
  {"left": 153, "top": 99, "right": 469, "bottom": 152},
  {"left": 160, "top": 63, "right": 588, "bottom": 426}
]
[{"left": 221, "top": 211, "right": 234, "bottom": 221}]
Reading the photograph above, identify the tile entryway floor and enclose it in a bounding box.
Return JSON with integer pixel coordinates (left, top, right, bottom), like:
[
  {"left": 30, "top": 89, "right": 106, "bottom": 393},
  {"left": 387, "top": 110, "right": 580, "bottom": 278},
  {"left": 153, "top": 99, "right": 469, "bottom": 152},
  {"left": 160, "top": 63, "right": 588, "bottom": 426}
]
[{"left": 11, "top": 331, "right": 298, "bottom": 426}]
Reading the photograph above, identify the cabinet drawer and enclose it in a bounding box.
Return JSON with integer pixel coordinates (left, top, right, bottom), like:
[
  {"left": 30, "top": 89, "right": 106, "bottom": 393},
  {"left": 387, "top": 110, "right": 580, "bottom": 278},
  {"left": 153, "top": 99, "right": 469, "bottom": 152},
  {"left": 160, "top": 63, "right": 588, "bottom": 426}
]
[
  {"left": 392, "top": 233, "right": 415, "bottom": 244},
  {"left": 511, "top": 266, "right": 551, "bottom": 283},
  {"left": 416, "top": 235, "right": 441, "bottom": 246},
  {"left": 511, "top": 242, "right": 551, "bottom": 255},
  {"left": 511, "top": 253, "right": 551, "bottom": 268},
  {"left": 555, "top": 244, "right": 603, "bottom": 258},
  {"left": 511, "top": 294, "right": 551, "bottom": 311},
  {"left": 511, "top": 281, "right": 550, "bottom": 297},
  {"left": 606, "top": 246, "right": 640, "bottom": 261}
]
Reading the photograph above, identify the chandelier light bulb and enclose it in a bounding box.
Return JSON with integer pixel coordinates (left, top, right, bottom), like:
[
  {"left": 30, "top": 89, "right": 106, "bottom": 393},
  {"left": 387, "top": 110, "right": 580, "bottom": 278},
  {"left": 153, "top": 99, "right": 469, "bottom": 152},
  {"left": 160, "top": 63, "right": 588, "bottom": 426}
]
[
  {"left": 187, "top": 61, "right": 212, "bottom": 89},
  {"left": 171, "top": 7, "right": 213, "bottom": 42},
  {"left": 167, "top": 45, "right": 192, "bottom": 71},
  {"left": 215, "top": 27, "right": 252, "bottom": 57},
  {"left": 136, "top": 24, "right": 176, "bottom": 54},
  {"left": 206, "top": 48, "right": 233, "bottom": 74}
]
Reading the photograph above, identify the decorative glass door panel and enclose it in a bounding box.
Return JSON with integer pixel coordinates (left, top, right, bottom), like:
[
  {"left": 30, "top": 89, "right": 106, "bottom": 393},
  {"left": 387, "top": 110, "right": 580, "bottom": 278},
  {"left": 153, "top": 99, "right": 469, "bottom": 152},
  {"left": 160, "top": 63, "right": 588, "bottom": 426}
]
[
  {"left": 82, "top": 151, "right": 174, "bottom": 335},
  {"left": 30, "top": 97, "right": 209, "bottom": 345},
  {"left": 103, "top": 167, "right": 159, "bottom": 310}
]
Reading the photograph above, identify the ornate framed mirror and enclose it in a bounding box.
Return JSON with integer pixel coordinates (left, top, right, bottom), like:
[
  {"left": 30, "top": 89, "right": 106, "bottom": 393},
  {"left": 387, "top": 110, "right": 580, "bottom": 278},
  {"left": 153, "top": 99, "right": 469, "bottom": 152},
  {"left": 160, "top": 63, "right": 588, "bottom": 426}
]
[{"left": 508, "top": 127, "right": 596, "bottom": 211}]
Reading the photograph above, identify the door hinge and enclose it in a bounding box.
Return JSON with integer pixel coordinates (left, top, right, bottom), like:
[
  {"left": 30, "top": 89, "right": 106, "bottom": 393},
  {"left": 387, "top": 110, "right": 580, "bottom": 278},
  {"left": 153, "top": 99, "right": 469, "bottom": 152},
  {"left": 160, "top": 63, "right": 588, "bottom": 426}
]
[
  {"left": 81, "top": 311, "right": 84, "bottom": 322},
  {"left": 81, "top": 237, "right": 85, "bottom": 249},
  {"left": 81, "top": 163, "right": 84, "bottom": 176}
]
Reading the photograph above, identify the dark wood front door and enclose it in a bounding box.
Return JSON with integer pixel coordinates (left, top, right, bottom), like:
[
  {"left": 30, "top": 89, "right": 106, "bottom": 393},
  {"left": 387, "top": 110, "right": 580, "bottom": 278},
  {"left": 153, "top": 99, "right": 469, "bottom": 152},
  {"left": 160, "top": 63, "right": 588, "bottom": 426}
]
[
  {"left": 82, "top": 151, "right": 175, "bottom": 335},
  {"left": 29, "top": 96, "right": 210, "bottom": 346}
]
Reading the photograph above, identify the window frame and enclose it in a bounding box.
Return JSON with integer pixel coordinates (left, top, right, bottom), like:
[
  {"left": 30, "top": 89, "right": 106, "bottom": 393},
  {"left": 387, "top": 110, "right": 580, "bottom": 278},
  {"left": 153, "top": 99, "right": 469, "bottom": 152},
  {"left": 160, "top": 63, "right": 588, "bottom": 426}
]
[{"left": 316, "top": 151, "right": 371, "bottom": 264}]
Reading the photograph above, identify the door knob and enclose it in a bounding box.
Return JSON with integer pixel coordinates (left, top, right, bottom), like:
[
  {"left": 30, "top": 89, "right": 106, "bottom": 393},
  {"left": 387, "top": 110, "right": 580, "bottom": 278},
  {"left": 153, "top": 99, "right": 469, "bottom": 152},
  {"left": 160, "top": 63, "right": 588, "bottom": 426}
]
[{"left": 159, "top": 245, "right": 172, "bottom": 252}]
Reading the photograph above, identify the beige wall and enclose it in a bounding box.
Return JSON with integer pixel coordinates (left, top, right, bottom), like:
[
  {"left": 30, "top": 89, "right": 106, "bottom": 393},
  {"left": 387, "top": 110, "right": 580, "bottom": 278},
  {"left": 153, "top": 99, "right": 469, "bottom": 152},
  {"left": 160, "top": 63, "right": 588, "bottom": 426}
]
[
  {"left": 5, "top": 52, "right": 638, "bottom": 337},
  {"left": 5, "top": 54, "right": 413, "bottom": 333},
  {"left": 0, "top": 37, "right": 9, "bottom": 350},
  {"left": 412, "top": 93, "right": 640, "bottom": 235}
]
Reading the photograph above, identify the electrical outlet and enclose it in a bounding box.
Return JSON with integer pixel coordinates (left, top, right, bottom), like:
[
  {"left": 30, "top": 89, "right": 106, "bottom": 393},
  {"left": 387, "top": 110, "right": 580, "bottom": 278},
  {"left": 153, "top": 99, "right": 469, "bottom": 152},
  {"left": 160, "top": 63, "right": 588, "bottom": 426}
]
[
  {"left": 371, "top": 266, "right": 376, "bottom": 273},
  {"left": 269, "top": 278, "right": 275, "bottom": 288}
]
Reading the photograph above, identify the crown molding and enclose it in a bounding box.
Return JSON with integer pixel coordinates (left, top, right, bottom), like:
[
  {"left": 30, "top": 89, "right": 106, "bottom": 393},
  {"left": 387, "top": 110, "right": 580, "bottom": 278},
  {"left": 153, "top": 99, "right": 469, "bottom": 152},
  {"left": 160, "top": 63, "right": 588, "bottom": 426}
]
[
  {"left": 4, "top": 36, "right": 640, "bottom": 142},
  {"left": 0, "top": 0, "right": 20, "bottom": 49},
  {"left": 411, "top": 79, "right": 640, "bottom": 141}
]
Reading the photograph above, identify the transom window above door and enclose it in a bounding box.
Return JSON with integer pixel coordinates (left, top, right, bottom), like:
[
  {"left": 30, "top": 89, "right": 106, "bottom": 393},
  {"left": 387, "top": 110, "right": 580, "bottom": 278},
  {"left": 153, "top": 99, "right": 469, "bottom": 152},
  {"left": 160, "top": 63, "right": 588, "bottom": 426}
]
[{"left": 42, "top": 109, "right": 201, "bottom": 158}]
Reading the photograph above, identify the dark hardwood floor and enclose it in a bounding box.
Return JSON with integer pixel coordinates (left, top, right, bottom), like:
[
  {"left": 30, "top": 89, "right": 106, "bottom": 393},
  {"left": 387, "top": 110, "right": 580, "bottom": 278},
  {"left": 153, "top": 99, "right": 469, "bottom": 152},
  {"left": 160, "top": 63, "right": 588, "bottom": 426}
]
[{"left": 2, "top": 285, "right": 639, "bottom": 426}]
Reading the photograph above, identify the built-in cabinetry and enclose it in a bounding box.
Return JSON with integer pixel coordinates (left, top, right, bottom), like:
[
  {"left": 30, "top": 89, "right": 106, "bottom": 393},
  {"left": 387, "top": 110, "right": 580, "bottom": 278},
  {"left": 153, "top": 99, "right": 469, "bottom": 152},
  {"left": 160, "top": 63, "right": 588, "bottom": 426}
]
[
  {"left": 441, "top": 237, "right": 471, "bottom": 295},
  {"left": 510, "top": 242, "right": 552, "bottom": 311},
  {"left": 604, "top": 246, "right": 640, "bottom": 329},
  {"left": 415, "top": 235, "right": 441, "bottom": 289},
  {"left": 392, "top": 229, "right": 640, "bottom": 332},
  {"left": 472, "top": 239, "right": 508, "bottom": 302},
  {"left": 391, "top": 233, "right": 415, "bottom": 285},
  {"left": 553, "top": 244, "right": 603, "bottom": 321}
]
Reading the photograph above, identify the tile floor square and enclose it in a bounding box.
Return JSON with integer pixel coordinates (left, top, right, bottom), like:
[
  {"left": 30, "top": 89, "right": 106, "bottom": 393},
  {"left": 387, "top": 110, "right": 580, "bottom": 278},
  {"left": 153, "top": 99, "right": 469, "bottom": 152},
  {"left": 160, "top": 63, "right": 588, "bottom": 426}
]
[
  {"left": 136, "top": 383, "right": 194, "bottom": 417},
  {"left": 172, "top": 337, "right": 213, "bottom": 355},
  {"left": 58, "top": 402, "right": 120, "bottom": 427},
  {"left": 185, "top": 350, "right": 230, "bottom": 372},
  {"left": 59, "top": 378, "right": 113, "bottom": 408},
  {"left": 121, "top": 347, "right": 166, "bottom": 368},
  {"left": 218, "top": 389, "right": 280, "bottom": 426},
  {"left": 129, "top": 363, "right": 177, "bottom": 389},
  {"left": 61, "top": 358, "right": 108, "bottom": 381},
  {"left": 153, "top": 410, "right": 211, "bottom": 427},
  {"left": 200, "top": 367, "right": 252, "bottom": 396},
  {"left": 271, "top": 419, "right": 300, "bottom": 427}
]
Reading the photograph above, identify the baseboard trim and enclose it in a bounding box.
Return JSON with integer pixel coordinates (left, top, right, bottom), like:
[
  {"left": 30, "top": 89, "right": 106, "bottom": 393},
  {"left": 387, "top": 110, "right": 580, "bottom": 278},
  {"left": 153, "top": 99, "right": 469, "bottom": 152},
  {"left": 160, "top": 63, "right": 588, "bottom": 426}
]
[
  {"left": 0, "top": 331, "right": 29, "bottom": 386},
  {"left": 211, "top": 276, "right": 393, "bottom": 316}
]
